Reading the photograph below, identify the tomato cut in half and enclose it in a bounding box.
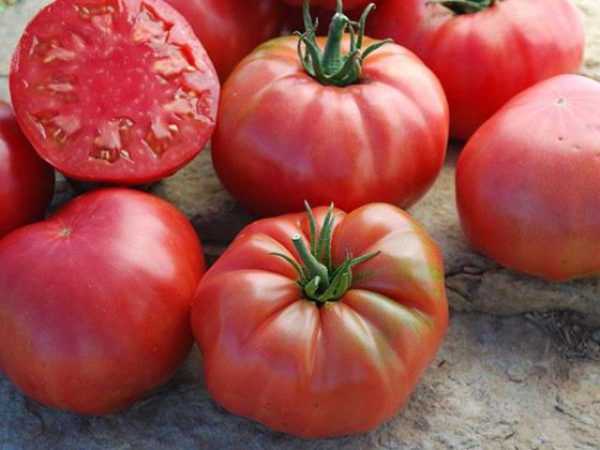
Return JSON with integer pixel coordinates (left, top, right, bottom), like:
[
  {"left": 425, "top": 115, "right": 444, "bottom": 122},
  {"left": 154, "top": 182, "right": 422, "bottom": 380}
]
[{"left": 10, "top": 0, "right": 219, "bottom": 184}]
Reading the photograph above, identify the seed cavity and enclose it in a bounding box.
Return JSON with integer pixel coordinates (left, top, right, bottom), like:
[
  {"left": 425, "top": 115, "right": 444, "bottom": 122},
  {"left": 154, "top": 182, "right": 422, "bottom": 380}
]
[
  {"left": 163, "top": 88, "right": 212, "bottom": 122},
  {"left": 153, "top": 45, "right": 195, "bottom": 78},
  {"left": 132, "top": 5, "right": 171, "bottom": 44},
  {"left": 75, "top": 1, "right": 119, "bottom": 19},
  {"left": 117, "top": 117, "right": 135, "bottom": 149},
  {"left": 143, "top": 116, "right": 179, "bottom": 157},
  {"left": 36, "top": 73, "right": 79, "bottom": 102},
  {"left": 69, "top": 31, "right": 88, "bottom": 51},
  {"left": 90, "top": 147, "right": 120, "bottom": 163},
  {"left": 90, "top": 118, "right": 133, "bottom": 163},
  {"left": 31, "top": 36, "right": 76, "bottom": 63},
  {"left": 90, "top": 14, "right": 115, "bottom": 33},
  {"left": 182, "top": 71, "right": 213, "bottom": 93},
  {"left": 31, "top": 110, "right": 82, "bottom": 145}
]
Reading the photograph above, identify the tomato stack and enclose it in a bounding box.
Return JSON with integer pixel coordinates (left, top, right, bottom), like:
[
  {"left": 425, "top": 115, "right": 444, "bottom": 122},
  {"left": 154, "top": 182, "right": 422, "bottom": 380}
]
[{"left": 0, "top": 0, "right": 596, "bottom": 440}]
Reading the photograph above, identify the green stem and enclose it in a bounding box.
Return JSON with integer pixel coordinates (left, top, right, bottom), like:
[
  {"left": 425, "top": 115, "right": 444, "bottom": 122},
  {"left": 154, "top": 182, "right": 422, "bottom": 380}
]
[
  {"left": 432, "top": 0, "right": 500, "bottom": 15},
  {"left": 273, "top": 203, "right": 380, "bottom": 305},
  {"left": 292, "top": 234, "right": 330, "bottom": 288},
  {"left": 321, "top": 9, "right": 348, "bottom": 74},
  {"left": 296, "top": 0, "right": 391, "bottom": 87}
]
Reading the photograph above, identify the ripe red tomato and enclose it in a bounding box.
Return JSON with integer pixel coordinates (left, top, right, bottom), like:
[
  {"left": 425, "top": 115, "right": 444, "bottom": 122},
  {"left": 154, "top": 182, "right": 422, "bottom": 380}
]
[
  {"left": 164, "top": 0, "right": 285, "bottom": 81},
  {"left": 281, "top": 0, "right": 371, "bottom": 10},
  {"left": 368, "top": 0, "right": 584, "bottom": 140},
  {"left": 0, "top": 188, "right": 205, "bottom": 414},
  {"left": 0, "top": 100, "right": 54, "bottom": 238},
  {"left": 212, "top": 6, "right": 448, "bottom": 216},
  {"left": 456, "top": 74, "right": 600, "bottom": 281},
  {"left": 192, "top": 203, "right": 448, "bottom": 438},
  {"left": 10, "top": 0, "right": 219, "bottom": 184}
]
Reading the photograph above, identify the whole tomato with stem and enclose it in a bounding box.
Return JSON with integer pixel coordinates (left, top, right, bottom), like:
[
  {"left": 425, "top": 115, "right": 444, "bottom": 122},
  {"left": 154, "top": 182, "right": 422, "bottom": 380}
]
[
  {"left": 0, "top": 188, "right": 205, "bottom": 415},
  {"left": 164, "top": 0, "right": 285, "bottom": 81},
  {"left": 456, "top": 74, "right": 600, "bottom": 281},
  {"left": 192, "top": 202, "right": 448, "bottom": 438},
  {"left": 0, "top": 100, "right": 54, "bottom": 238},
  {"left": 368, "top": 0, "right": 584, "bottom": 140},
  {"left": 212, "top": 1, "right": 449, "bottom": 216},
  {"left": 10, "top": 0, "right": 219, "bottom": 184}
]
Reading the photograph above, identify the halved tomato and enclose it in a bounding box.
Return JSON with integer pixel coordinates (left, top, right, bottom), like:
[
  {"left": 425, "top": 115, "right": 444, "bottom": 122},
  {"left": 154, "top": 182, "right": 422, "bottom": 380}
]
[{"left": 10, "top": 0, "right": 219, "bottom": 184}]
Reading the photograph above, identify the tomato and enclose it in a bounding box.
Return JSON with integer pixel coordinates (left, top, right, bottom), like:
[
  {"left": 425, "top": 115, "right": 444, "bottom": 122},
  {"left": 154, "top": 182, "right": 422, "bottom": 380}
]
[
  {"left": 456, "top": 74, "right": 600, "bottom": 281},
  {"left": 281, "top": 0, "right": 371, "bottom": 10},
  {"left": 192, "top": 203, "right": 448, "bottom": 437},
  {"left": 164, "top": 0, "right": 285, "bottom": 81},
  {"left": 212, "top": 4, "right": 448, "bottom": 216},
  {"left": 0, "top": 188, "right": 205, "bottom": 414},
  {"left": 368, "top": 0, "right": 584, "bottom": 140},
  {"left": 10, "top": 0, "right": 219, "bottom": 184},
  {"left": 0, "top": 100, "right": 54, "bottom": 238}
]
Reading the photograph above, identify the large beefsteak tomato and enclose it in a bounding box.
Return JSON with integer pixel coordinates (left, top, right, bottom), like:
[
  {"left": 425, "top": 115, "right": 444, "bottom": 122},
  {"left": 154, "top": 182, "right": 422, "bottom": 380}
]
[
  {"left": 10, "top": 0, "right": 219, "bottom": 184},
  {"left": 368, "top": 0, "right": 584, "bottom": 140},
  {"left": 192, "top": 203, "right": 448, "bottom": 437},
  {"left": 164, "top": 0, "right": 285, "bottom": 81},
  {"left": 456, "top": 74, "right": 600, "bottom": 280},
  {"left": 0, "top": 188, "right": 205, "bottom": 414},
  {"left": 212, "top": 2, "right": 449, "bottom": 216},
  {"left": 0, "top": 100, "right": 54, "bottom": 238}
]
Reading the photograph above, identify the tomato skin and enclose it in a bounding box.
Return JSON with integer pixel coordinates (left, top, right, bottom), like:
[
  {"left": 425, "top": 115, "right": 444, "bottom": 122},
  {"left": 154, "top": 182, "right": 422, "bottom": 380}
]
[
  {"left": 10, "top": 0, "right": 219, "bottom": 184},
  {"left": 456, "top": 75, "right": 600, "bottom": 281},
  {"left": 0, "top": 188, "right": 205, "bottom": 415},
  {"left": 191, "top": 204, "right": 448, "bottom": 438},
  {"left": 0, "top": 101, "right": 54, "bottom": 238},
  {"left": 164, "top": 0, "right": 285, "bottom": 81},
  {"left": 368, "top": 0, "right": 584, "bottom": 140},
  {"left": 280, "top": 0, "right": 371, "bottom": 9},
  {"left": 212, "top": 36, "right": 449, "bottom": 216}
]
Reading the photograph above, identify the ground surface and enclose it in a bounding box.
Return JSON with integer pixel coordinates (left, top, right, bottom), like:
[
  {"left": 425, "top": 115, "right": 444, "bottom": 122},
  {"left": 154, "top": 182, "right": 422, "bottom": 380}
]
[{"left": 1, "top": 1, "right": 600, "bottom": 448}]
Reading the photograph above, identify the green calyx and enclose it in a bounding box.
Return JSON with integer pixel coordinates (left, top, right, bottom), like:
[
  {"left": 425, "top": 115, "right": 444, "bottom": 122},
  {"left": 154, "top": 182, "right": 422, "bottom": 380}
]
[
  {"left": 432, "top": 0, "right": 500, "bottom": 15},
  {"left": 272, "top": 202, "right": 380, "bottom": 305},
  {"left": 296, "top": 0, "right": 392, "bottom": 87}
]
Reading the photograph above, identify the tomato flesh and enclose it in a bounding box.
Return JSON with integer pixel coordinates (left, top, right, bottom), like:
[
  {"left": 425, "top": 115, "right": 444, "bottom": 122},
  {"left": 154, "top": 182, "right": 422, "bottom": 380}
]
[{"left": 10, "top": 0, "right": 219, "bottom": 184}]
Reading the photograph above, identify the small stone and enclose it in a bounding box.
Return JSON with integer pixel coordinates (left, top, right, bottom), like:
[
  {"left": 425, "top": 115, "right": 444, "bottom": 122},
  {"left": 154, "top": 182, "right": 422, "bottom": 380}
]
[{"left": 506, "top": 364, "right": 529, "bottom": 383}]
